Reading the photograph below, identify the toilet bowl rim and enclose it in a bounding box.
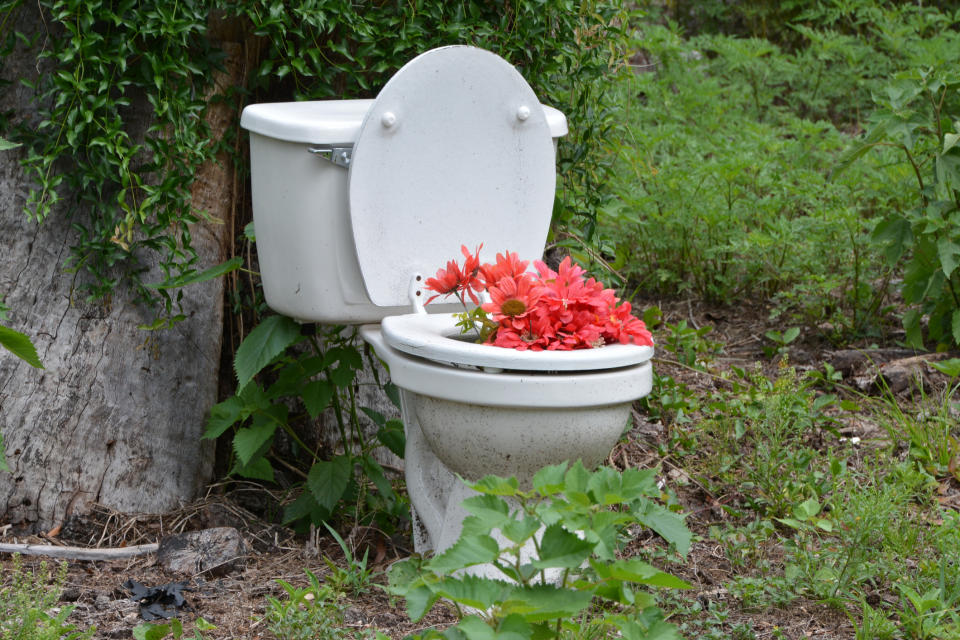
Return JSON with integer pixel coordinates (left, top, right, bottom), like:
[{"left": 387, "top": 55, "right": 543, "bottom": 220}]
[
  {"left": 360, "top": 324, "right": 654, "bottom": 408},
  {"left": 379, "top": 312, "right": 654, "bottom": 372}
]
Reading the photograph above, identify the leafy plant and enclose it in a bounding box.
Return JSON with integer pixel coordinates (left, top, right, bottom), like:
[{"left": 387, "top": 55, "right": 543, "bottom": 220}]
[
  {"left": 388, "top": 461, "right": 692, "bottom": 640},
  {"left": 133, "top": 618, "right": 215, "bottom": 640},
  {"left": 203, "top": 315, "right": 407, "bottom": 530},
  {"left": 0, "top": 554, "right": 95, "bottom": 640},
  {"left": 762, "top": 327, "right": 800, "bottom": 360},
  {"left": 264, "top": 569, "right": 377, "bottom": 640},
  {"left": 837, "top": 57, "right": 960, "bottom": 347},
  {"left": 876, "top": 380, "right": 960, "bottom": 481},
  {"left": 321, "top": 522, "right": 376, "bottom": 597}
]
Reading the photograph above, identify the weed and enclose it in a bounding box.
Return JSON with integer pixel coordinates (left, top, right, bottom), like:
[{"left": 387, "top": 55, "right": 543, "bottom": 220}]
[
  {"left": 0, "top": 554, "right": 94, "bottom": 640},
  {"left": 876, "top": 381, "right": 960, "bottom": 481},
  {"left": 132, "top": 618, "right": 215, "bottom": 640},
  {"left": 264, "top": 569, "right": 376, "bottom": 640},
  {"left": 321, "top": 523, "right": 376, "bottom": 597}
]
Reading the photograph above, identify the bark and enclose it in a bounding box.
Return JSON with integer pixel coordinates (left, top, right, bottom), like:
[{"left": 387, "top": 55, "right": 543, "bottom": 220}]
[{"left": 0, "top": 11, "right": 243, "bottom": 532}]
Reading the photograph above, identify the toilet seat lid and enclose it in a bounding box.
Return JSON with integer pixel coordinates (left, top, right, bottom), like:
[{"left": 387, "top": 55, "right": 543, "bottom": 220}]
[
  {"left": 348, "top": 46, "right": 557, "bottom": 308},
  {"left": 381, "top": 313, "right": 654, "bottom": 372}
]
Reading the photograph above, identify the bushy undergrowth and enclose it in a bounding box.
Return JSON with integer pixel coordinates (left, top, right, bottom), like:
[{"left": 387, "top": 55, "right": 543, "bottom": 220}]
[{"left": 595, "top": 4, "right": 960, "bottom": 347}]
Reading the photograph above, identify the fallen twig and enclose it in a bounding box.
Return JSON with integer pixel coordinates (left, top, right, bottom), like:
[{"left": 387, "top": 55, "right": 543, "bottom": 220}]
[{"left": 0, "top": 542, "right": 158, "bottom": 561}]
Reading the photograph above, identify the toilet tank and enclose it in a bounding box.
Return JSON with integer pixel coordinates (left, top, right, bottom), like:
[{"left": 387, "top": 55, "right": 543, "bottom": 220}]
[{"left": 240, "top": 99, "right": 568, "bottom": 324}]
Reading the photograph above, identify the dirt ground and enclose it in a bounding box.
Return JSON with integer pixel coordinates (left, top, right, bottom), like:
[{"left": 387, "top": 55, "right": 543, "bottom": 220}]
[{"left": 2, "top": 297, "right": 957, "bottom": 639}]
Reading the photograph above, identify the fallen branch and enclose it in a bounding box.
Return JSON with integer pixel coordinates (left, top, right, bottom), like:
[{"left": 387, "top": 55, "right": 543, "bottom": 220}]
[{"left": 0, "top": 542, "right": 158, "bottom": 561}]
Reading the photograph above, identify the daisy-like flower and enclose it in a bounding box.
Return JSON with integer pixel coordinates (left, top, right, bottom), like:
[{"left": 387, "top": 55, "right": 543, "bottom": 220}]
[
  {"left": 603, "top": 300, "right": 654, "bottom": 346},
  {"left": 424, "top": 244, "right": 484, "bottom": 304},
  {"left": 482, "top": 274, "right": 540, "bottom": 321},
  {"left": 479, "top": 251, "right": 529, "bottom": 289},
  {"left": 428, "top": 248, "right": 654, "bottom": 352}
]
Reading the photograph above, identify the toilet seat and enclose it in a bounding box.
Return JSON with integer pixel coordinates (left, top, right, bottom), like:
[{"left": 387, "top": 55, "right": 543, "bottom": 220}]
[
  {"left": 380, "top": 313, "right": 654, "bottom": 372},
  {"left": 348, "top": 46, "right": 557, "bottom": 309}
]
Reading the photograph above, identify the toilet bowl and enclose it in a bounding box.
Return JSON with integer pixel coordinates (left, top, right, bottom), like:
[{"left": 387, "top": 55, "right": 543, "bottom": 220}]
[{"left": 239, "top": 45, "right": 655, "bottom": 556}]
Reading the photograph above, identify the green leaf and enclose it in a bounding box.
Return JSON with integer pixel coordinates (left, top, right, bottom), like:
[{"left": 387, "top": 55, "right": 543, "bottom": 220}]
[
  {"left": 427, "top": 534, "right": 500, "bottom": 573},
  {"left": 794, "top": 497, "right": 821, "bottom": 519},
  {"left": 282, "top": 491, "right": 327, "bottom": 526},
  {"left": 403, "top": 584, "right": 439, "bottom": 622},
  {"left": 434, "top": 575, "right": 512, "bottom": 610},
  {"left": 454, "top": 616, "right": 499, "bottom": 640},
  {"left": 944, "top": 132, "right": 960, "bottom": 155},
  {"left": 500, "top": 584, "right": 593, "bottom": 622},
  {"left": 563, "top": 460, "right": 591, "bottom": 493},
  {"left": 0, "top": 433, "right": 10, "bottom": 473},
  {"left": 302, "top": 379, "right": 334, "bottom": 419},
  {"left": 307, "top": 455, "right": 352, "bottom": 512},
  {"left": 532, "top": 462, "right": 567, "bottom": 495},
  {"left": 903, "top": 309, "right": 924, "bottom": 349},
  {"left": 462, "top": 494, "right": 511, "bottom": 523},
  {"left": 937, "top": 238, "right": 960, "bottom": 278},
  {"left": 234, "top": 456, "right": 274, "bottom": 482},
  {"left": 931, "top": 357, "right": 960, "bottom": 378},
  {"left": 233, "top": 419, "right": 277, "bottom": 467},
  {"left": 234, "top": 315, "right": 301, "bottom": 392},
  {"left": 203, "top": 396, "right": 246, "bottom": 439},
  {"left": 531, "top": 524, "right": 593, "bottom": 569},
  {"left": 593, "top": 557, "right": 691, "bottom": 589},
  {"left": 470, "top": 475, "right": 520, "bottom": 496},
  {"left": 0, "top": 137, "right": 20, "bottom": 151},
  {"left": 501, "top": 515, "right": 541, "bottom": 545},
  {"left": 0, "top": 325, "right": 43, "bottom": 368},
  {"left": 376, "top": 419, "right": 406, "bottom": 458},
  {"left": 634, "top": 499, "right": 692, "bottom": 556},
  {"left": 146, "top": 256, "right": 242, "bottom": 289},
  {"left": 871, "top": 216, "right": 913, "bottom": 266}
]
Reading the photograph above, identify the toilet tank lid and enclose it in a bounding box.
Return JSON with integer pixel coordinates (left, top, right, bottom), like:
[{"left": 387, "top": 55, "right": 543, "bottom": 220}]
[{"left": 240, "top": 99, "right": 568, "bottom": 144}]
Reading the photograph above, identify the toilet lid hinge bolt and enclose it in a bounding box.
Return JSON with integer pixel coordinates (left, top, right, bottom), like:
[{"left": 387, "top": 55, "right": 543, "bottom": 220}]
[{"left": 409, "top": 273, "right": 426, "bottom": 314}]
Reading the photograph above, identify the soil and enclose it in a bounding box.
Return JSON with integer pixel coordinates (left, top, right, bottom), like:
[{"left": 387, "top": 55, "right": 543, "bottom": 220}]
[{"left": 2, "top": 296, "right": 957, "bottom": 639}]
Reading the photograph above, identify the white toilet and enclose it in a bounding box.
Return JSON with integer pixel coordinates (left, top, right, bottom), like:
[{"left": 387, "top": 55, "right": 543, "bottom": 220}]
[{"left": 240, "top": 46, "right": 654, "bottom": 555}]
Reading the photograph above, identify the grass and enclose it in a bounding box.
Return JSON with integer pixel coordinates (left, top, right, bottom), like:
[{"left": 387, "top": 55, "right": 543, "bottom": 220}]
[{"left": 0, "top": 555, "right": 94, "bottom": 640}]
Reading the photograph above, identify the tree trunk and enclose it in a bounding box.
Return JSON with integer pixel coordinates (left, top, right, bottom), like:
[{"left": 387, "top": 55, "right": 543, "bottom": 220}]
[{"left": 0, "top": 12, "right": 243, "bottom": 533}]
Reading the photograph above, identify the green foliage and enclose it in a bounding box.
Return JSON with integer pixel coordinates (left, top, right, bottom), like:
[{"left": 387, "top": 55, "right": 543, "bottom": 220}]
[
  {"left": 133, "top": 618, "right": 215, "bottom": 640},
  {"left": 1, "top": 0, "right": 634, "bottom": 322},
  {"left": 264, "top": 568, "right": 377, "bottom": 640},
  {"left": 0, "top": 324, "right": 43, "bottom": 369},
  {"left": 8, "top": 0, "right": 221, "bottom": 318},
  {"left": 388, "top": 462, "right": 691, "bottom": 640},
  {"left": 604, "top": 23, "right": 892, "bottom": 335},
  {"left": 204, "top": 317, "right": 406, "bottom": 530},
  {"left": 0, "top": 555, "right": 95, "bottom": 640},
  {"left": 875, "top": 381, "right": 960, "bottom": 481},
  {"left": 838, "top": 63, "right": 960, "bottom": 348}
]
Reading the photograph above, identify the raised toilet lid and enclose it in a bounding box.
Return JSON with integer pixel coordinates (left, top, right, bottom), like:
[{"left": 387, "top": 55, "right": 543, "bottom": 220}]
[
  {"left": 381, "top": 313, "right": 655, "bottom": 372},
  {"left": 348, "top": 46, "right": 557, "bottom": 309}
]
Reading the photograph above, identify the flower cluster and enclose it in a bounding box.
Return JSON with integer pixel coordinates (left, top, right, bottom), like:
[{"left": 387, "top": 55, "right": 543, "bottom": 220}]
[{"left": 424, "top": 245, "right": 653, "bottom": 351}]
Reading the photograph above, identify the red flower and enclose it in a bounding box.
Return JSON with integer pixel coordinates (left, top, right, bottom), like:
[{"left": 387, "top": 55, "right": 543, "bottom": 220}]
[
  {"left": 424, "top": 244, "right": 484, "bottom": 304},
  {"left": 430, "top": 248, "right": 654, "bottom": 352},
  {"left": 603, "top": 300, "right": 653, "bottom": 346},
  {"left": 479, "top": 251, "right": 529, "bottom": 289},
  {"left": 482, "top": 274, "right": 541, "bottom": 321}
]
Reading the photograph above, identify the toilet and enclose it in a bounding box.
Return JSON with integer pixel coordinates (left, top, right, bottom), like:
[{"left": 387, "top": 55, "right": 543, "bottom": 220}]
[{"left": 239, "top": 46, "right": 654, "bottom": 556}]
